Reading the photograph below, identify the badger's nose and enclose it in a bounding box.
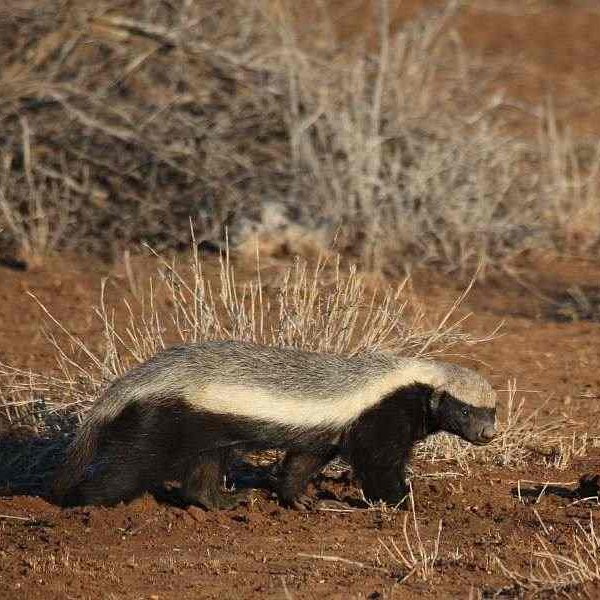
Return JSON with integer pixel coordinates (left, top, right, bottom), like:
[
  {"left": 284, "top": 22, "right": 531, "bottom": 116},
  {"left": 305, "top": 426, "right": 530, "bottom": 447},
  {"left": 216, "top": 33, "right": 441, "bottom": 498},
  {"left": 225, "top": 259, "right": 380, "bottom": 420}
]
[{"left": 480, "top": 425, "right": 497, "bottom": 442}]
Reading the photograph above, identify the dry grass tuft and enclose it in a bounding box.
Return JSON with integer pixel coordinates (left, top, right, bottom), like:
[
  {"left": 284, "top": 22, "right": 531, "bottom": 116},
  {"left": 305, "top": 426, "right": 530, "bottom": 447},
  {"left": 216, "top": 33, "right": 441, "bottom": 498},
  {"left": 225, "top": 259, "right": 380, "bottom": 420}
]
[
  {"left": 496, "top": 512, "right": 600, "bottom": 595},
  {"left": 377, "top": 483, "right": 443, "bottom": 583}
]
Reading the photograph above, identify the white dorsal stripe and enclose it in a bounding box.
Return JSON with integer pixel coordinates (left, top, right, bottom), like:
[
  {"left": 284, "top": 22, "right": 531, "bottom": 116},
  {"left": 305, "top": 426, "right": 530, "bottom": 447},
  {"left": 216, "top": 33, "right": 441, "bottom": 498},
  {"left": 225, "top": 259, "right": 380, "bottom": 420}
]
[{"left": 188, "top": 361, "right": 445, "bottom": 428}]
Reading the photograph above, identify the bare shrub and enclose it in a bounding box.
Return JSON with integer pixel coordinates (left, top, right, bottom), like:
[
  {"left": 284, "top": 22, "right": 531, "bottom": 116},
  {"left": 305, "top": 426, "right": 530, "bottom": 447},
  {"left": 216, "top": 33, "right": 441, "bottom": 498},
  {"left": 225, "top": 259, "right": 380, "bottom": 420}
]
[
  {"left": 271, "top": 1, "right": 541, "bottom": 273},
  {"left": 0, "top": 118, "right": 78, "bottom": 260},
  {"left": 232, "top": 1, "right": 600, "bottom": 272},
  {"left": 0, "top": 0, "right": 282, "bottom": 256},
  {"left": 0, "top": 1, "right": 598, "bottom": 269},
  {"left": 538, "top": 104, "right": 600, "bottom": 255}
]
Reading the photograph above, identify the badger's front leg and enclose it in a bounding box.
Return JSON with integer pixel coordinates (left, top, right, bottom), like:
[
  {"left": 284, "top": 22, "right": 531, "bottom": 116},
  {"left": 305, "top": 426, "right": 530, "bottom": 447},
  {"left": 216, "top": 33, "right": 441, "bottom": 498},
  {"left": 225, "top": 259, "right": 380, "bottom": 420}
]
[
  {"left": 343, "top": 407, "right": 414, "bottom": 507},
  {"left": 356, "top": 455, "right": 410, "bottom": 507},
  {"left": 275, "top": 447, "right": 338, "bottom": 510}
]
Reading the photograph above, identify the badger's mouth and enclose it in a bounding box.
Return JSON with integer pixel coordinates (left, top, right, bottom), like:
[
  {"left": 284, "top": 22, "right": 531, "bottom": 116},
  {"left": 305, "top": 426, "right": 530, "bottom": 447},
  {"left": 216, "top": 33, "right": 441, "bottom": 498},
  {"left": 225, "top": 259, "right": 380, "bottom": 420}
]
[
  {"left": 471, "top": 430, "right": 498, "bottom": 446},
  {"left": 471, "top": 421, "right": 498, "bottom": 446},
  {"left": 472, "top": 437, "right": 495, "bottom": 446}
]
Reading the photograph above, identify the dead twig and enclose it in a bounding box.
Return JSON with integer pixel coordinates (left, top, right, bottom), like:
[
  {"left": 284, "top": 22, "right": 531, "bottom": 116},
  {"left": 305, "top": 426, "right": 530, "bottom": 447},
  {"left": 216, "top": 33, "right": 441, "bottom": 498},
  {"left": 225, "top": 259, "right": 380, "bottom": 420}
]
[{"left": 297, "top": 553, "right": 388, "bottom": 573}]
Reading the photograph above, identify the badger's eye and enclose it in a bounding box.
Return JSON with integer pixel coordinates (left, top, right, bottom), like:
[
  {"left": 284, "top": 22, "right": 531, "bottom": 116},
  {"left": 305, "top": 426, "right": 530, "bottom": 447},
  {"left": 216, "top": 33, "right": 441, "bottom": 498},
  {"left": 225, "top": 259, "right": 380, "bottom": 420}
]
[{"left": 461, "top": 407, "right": 469, "bottom": 417}]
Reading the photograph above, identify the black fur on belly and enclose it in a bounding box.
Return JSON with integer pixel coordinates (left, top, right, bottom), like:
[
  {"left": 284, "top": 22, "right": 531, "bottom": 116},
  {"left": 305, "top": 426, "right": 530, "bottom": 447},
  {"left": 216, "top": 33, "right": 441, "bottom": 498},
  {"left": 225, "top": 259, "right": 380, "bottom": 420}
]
[{"left": 62, "top": 397, "right": 339, "bottom": 509}]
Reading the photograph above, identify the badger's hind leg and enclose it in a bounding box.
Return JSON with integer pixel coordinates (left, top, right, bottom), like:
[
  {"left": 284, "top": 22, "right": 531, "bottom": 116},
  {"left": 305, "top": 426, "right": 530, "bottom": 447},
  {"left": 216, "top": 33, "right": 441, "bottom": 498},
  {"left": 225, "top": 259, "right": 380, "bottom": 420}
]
[
  {"left": 275, "top": 447, "right": 337, "bottom": 511},
  {"left": 70, "top": 451, "right": 147, "bottom": 507},
  {"left": 181, "top": 449, "right": 249, "bottom": 510}
]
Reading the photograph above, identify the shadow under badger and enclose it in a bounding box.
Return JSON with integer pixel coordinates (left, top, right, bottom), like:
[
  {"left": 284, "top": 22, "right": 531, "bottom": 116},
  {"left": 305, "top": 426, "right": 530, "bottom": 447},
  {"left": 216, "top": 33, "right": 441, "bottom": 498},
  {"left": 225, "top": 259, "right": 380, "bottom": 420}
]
[{"left": 52, "top": 341, "right": 497, "bottom": 510}]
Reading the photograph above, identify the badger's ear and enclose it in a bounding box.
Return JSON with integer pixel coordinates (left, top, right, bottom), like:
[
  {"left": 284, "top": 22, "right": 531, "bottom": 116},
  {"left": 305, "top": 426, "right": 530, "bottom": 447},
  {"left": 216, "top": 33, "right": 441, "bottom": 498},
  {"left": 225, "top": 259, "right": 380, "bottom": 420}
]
[{"left": 429, "top": 388, "right": 443, "bottom": 411}]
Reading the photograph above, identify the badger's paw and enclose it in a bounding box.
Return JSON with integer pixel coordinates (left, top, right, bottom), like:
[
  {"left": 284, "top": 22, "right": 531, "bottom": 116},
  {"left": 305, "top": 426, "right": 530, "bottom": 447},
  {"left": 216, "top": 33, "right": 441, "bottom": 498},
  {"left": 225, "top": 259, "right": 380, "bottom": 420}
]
[
  {"left": 363, "top": 486, "right": 410, "bottom": 510},
  {"left": 187, "top": 488, "right": 252, "bottom": 511},
  {"left": 215, "top": 489, "right": 253, "bottom": 510},
  {"left": 279, "top": 494, "right": 317, "bottom": 512}
]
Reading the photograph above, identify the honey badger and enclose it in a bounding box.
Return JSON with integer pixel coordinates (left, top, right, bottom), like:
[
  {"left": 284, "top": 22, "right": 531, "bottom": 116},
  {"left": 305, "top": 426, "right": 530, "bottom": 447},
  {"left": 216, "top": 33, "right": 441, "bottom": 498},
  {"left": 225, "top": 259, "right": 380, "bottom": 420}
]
[{"left": 52, "top": 340, "right": 497, "bottom": 510}]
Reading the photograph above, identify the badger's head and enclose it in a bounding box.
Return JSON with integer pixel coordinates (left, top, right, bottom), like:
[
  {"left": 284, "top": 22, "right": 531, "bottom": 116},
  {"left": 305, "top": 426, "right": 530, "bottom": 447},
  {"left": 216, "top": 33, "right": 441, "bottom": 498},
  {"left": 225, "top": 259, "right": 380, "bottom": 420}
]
[{"left": 429, "top": 363, "right": 497, "bottom": 445}]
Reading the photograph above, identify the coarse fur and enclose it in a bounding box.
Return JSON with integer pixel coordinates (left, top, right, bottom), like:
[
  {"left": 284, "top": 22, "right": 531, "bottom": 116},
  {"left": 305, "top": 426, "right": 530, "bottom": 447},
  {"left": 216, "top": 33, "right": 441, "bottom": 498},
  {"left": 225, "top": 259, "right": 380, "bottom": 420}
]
[{"left": 52, "top": 340, "right": 497, "bottom": 510}]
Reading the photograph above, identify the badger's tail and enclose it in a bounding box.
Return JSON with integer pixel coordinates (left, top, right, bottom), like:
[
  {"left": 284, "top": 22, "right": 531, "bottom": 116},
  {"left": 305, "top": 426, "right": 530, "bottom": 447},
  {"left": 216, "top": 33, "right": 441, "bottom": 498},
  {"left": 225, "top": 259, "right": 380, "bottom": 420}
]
[
  {"left": 51, "top": 375, "right": 142, "bottom": 503},
  {"left": 51, "top": 352, "right": 190, "bottom": 504},
  {"left": 51, "top": 405, "right": 110, "bottom": 504}
]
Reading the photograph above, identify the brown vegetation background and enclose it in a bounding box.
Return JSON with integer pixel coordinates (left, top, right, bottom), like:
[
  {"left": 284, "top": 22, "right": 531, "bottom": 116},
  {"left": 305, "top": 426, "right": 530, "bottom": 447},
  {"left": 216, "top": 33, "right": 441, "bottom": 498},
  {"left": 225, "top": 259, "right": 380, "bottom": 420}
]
[{"left": 0, "top": 1, "right": 599, "bottom": 598}]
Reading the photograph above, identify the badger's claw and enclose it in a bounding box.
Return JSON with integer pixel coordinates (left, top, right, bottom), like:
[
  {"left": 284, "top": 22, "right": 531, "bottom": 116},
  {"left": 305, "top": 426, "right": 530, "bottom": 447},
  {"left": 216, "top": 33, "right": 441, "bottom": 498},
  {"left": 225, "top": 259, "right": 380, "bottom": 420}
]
[
  {"left": 277, "top": 493, "right": 317, "bottom": 511},
  {"left": 289, "top": 494, "right": 317, "bottom": 512}
]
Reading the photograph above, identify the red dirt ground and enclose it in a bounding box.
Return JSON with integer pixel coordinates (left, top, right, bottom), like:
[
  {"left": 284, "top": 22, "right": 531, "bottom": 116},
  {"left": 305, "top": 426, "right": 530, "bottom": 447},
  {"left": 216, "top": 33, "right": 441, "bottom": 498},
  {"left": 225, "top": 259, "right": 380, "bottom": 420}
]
[{"left": 0, "top": 250, "right": 599, "bottom": 599}]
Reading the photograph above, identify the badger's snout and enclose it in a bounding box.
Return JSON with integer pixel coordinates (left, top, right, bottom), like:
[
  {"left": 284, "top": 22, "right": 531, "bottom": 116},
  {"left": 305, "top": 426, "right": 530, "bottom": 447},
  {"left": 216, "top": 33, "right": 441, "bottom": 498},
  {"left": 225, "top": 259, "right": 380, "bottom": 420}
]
[{"left": 476, "top": 423, "right": 497, "bottom": 445}]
